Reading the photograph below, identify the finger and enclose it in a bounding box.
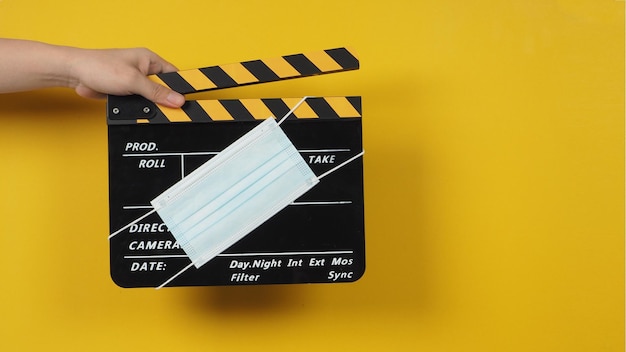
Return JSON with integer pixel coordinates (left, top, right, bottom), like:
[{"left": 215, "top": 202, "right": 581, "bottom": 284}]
[{"left": 135, "top": 76, "right": 185, "bottom": 108}]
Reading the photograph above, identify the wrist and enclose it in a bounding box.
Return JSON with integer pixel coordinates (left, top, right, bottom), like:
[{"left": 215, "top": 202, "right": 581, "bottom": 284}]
[
  {"left": 20, "top": 40, "right": 80, "bottom": 89},
  {"left": 50, "top": 44, "right": 83, "bottom": 89}
]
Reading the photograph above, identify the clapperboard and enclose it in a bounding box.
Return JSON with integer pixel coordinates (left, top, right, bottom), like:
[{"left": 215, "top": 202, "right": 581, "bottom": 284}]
[{"left": 106, "top": 48, "right": 364, "bottom": 288}]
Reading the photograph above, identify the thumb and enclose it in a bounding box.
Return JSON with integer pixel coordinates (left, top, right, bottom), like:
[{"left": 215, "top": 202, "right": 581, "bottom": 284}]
[{"left": 136, "top": 77, "right": 185, "bottom": 108}]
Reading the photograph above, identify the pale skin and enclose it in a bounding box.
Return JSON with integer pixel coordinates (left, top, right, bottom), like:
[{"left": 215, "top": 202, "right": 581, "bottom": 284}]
[{"left": 0, "top": 38, "right": 185, "bottom": 108}]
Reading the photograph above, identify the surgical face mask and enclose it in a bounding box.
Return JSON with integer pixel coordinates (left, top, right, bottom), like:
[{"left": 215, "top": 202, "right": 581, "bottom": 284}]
[{"left": 151, "top": 117, "right": 319, "bottom": 270}]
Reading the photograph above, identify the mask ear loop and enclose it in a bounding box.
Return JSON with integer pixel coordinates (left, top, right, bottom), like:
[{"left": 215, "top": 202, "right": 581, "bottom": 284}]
[
  {"left": 277, "top": 95, "right": 364, "bottom": 181},
  {"left": 317, "top": 150, "right": 365, "bottom": 180},
  {"left": 108, "top": 209, "right": 156, "bottom": 240},
  {"left": 277, "top": 96, "right": 312, "bottom": 125},
  {"left": 156, "top": 262, "right": 194, "bottom": 289}
]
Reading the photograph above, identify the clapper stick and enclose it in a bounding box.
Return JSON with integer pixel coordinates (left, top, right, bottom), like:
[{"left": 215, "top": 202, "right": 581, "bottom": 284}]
[{"left": 108, "top": 47, "right": 359, "bottom": 122}]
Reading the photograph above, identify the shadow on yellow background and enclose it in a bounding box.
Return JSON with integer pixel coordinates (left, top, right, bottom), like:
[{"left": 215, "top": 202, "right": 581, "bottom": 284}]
[{"left": 0, "top": 1, "right": 623, "bottom": 351}]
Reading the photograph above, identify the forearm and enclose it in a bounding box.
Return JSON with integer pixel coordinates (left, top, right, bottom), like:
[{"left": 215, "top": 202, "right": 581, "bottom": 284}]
[{"left": 0, "top": 39, "right": 76, "bottom": 93}]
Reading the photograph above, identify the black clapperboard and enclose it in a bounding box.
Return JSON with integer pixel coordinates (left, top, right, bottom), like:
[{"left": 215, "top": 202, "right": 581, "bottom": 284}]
[{"left": 106, "top": 48, "right": 364, "bottom": 288}]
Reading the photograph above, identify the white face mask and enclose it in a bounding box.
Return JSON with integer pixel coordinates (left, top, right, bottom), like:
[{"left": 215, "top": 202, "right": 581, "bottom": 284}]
[{"left": 150, "top": 117, "right": 319, "bottom": 269}]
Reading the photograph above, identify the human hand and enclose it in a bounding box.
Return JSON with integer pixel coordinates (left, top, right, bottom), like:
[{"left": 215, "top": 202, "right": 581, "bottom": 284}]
[
  {"left": 68, "top": 47, "right": 185, "bottom": 108},
  {"left": 0, "top": 39, "right": 186, "bottom": 108}
]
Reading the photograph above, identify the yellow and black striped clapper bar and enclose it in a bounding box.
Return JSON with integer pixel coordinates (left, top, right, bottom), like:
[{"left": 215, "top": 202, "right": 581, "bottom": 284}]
[
  {"left": 107, "top": 47, "right": 360, "bottom": 123},
  {"left": 106, "top": 47, "right": 364, "bottom": 288}
]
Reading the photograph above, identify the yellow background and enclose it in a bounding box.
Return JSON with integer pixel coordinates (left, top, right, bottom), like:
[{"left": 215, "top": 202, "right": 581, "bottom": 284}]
[{"left": 0, "top": 1, "right": 623, "bottom": 351}]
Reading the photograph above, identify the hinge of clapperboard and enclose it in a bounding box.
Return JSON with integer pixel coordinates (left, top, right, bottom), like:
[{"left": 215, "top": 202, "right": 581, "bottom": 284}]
[{"left": 106, "top": 47, "right": 360, "bottom": 123}]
